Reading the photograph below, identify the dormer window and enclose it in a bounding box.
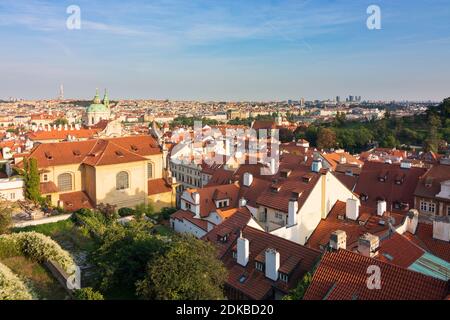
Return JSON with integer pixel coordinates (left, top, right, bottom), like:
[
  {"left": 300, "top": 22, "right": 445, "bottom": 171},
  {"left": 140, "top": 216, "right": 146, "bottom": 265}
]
[
  {"left": 280, "top": 169, "right": 291, "bottom": 178},
  {"left": 232, "top": 251, "right": 237, "bottom": 259},
  {"left": 255, "top": 261, "right": 264, "bottom": 272},
  {"left": 279, "top": 272, "right": 289, "bottom": 283},
  {"left": 395, "top": 174, "right": 405, "bottom": 185},
  {"left": 361, "top": 194, "right": 368, "bottom": 201},
  {"left": 44, "top": 151, "right": 53, "bottom": 160},
  {"left": 378, "top": 171, "right": 388, "bottom": 182}
]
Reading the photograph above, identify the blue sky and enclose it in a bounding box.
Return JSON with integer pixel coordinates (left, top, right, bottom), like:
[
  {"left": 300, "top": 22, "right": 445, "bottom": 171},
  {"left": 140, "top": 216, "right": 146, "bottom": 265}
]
[{"left": 0, "top": 0, "right": 449, "bottom": 101}]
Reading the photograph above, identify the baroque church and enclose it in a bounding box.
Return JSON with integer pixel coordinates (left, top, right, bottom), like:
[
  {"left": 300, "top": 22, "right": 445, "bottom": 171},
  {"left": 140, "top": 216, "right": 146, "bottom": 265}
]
[{"left": 84, "top": 89, "right": 111, "bottom": 126}]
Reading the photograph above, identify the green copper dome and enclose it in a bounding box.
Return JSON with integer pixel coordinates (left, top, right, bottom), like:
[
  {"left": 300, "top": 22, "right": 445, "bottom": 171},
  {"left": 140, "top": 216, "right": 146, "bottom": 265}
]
[{"left": 87, "top": 89, "right": 109, "bottom": 113}]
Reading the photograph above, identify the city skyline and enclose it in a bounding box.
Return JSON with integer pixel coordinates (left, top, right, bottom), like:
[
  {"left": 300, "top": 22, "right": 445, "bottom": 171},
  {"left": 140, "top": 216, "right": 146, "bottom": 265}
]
[{"left": 1, "top": 0, "right": 449, "bottom": 101}]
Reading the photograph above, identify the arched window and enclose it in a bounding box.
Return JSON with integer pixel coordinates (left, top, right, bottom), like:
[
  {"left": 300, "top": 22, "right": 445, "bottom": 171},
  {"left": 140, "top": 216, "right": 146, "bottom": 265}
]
[
  {"left": 147, "top": 162, "right": 153, "bottom": 179},
  {"left": 116, "top": 171, "right": 129, "bottom": 190},
  {"left": 57, "top": 173, "right": 73, "bottom": 192}
]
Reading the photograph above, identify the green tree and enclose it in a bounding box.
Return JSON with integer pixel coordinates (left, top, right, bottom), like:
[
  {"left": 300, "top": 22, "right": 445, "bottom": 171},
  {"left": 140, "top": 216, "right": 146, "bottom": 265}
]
[
  {"left": 53, "top": 118, "right": 69, "bottom": 126},
  {"left": 0, "top": 203, "right": 12, "bottom": 234},
  {"left": 317, "top": 128, "right": 337, "bottom": 149},
  {"left": 136, "top": 235, "right": 227, "bottom": 300},
  {"left": 90, "top": 220, "right": 165, "bottom": 298},
  {"left": 23, "top": 158, "right": 41, "bottom": 203},
  {"left": 283, "top": 272, "right": 313, "bottom": 300},
  {"left": 73, "top": 287, "right": 104, "bottom": 300}
]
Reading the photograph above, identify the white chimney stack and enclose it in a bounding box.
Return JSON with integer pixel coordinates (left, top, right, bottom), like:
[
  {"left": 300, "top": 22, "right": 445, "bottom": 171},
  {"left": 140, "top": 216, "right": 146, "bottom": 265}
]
[
  {"left": 237, "top": 232, "right": 249, "bottom": 267},
  {"left": 239, "top": 198, "right": 247, "bottom": 207},
  {"left": 432, "top": 218, "right": 450, "bottom": 242},
  {"left": 311, "top": 159, "right": 322, "bottom": 173},
  {"left": 288, "top": 199, "right": 298, "bottom": 226},
  {"left": 377, "top": 200, "right": 387, "bottom": 216},
  {"left": 330, "top": 230, "right": 346, "bottom": 250},
  {"left": 406, "top": 209, "right": 419, "bottom": 234},
  {"left": 243, "top": 172, "right": 253, "bottom": 187},
  {"left": 346, "top": 198, "right": 359, "bottom": 220},
  {"left": 358, "top": 233, "right": 380, "bottom": 257},
  {"left": 192, "top": 192, "right": 200, "bottom": 205},
  {"left": 265, "top": 248, "right": 280, "bottom": 281}
]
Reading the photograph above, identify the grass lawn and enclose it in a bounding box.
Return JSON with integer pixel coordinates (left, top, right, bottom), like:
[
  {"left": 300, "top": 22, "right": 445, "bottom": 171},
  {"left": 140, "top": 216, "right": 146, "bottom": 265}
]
[
  {"left": 153, "top": 224, "right": 174, "bottom": 236},
  {"left": 13, "top": 219, "right": 96, "bottom": 253},
  {"left": 1, "top": 256, "right": 68, "bottom": 300}
]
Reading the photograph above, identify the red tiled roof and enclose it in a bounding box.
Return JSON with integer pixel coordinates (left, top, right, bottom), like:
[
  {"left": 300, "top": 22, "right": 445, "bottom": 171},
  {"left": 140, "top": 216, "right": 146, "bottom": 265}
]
[
  {"left": 39, "top": 181, "right": 58, "bottom": 194},
  {"left": 304, "top": 249, "right": 448, "bottom": 300},
  {"left": 354, "top": 161, "right": 427, "bottom": 211},
  {"left": 187, "top": 183, "right": 241, "bottom": 218},
  {"left": 171, "top": 209, "right": 209, "bottom": 231},
  {"left": 414, "top": 163, "right": 450, "bottom": 200},
  {"left": 377, "top": 233, "right": 425, "bottom": 268},
  {"left": 59, "top": 191, "right": 94, "bottom": 212},
  {"left": 27, "top": 128, "right": 100, "bottom": 141},
  {"left": 306, "top": 201, "right": 405, "bottom": 251},
  {"left": 19, "top": 136, "right": 161, "bottom": 168},
  {"left": 404, "top": 223, "right": 450, "bottom": 263},
  {"left": 203, "top": 209, "right": 321, "bottom": 300},
  {"left": 148, "top": 178, "right": 172, "bottom": 195}
]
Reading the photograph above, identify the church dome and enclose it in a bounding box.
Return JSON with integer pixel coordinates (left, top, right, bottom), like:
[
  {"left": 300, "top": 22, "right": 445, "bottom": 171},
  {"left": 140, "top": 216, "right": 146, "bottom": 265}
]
[{"left": 87, "top": 89, "right": 109, "bottom": 113}]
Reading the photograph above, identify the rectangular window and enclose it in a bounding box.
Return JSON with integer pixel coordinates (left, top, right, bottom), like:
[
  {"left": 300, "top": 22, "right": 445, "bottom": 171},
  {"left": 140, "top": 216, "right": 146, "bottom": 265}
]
[
  {"left": 255, "top": 262, "right": 264, "bottom": 272},
  {"left": 447, "top": 206, "right": 450, "bottom": 216},
  {"left": 43, "top": 174, "right": 48, "bottom": 182},
  {"left": 279, "top": 273, "right": 289, "bottom": 283},
  {"left": 275, "top": 212, "right": 283, "bottom": 220},
  {"left": 10, "top": 193, "right": 15, "bottom": 200},
  {"left": 420, "top": 200, "right": 436, "bottom": 214}
]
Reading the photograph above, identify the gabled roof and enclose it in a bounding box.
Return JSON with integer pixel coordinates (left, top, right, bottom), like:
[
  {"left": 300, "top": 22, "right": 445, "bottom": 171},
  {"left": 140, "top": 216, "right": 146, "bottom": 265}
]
[
  {"left": 304, "top": 249, "right": 448, "bottom": 300},
  {"left": 203, "top": 209, "right": 321, "bottom": 300},
  {"left": 20, "top": 136, "right": 161, "bottom": 168},
  {"left": 306, "top": 200, "right": 405, "bottom": 251},
  {"left": 354, "top": 161, "right": 427, "bottom": 210},
  {"left": 414, "top": 163, "right": 450, "bottom": 199},
  {"left": 404, "top": 222, "right": 450, "bottom": 263}
]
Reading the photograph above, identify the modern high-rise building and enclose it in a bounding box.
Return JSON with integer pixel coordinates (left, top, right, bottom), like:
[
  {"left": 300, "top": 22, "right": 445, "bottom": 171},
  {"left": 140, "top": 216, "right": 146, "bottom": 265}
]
[{"left": 336, "top": 96, "right": 340, "bottom": 103}]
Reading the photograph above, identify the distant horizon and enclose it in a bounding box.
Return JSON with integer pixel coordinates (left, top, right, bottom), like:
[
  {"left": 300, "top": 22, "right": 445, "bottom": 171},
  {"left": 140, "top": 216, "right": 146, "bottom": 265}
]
[{"left": 1, "top": 0, "right": 449, "bottom": 101}]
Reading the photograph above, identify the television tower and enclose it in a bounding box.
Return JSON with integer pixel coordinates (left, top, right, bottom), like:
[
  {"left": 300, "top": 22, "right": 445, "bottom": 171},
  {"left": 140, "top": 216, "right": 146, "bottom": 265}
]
[{"left": 59, "top": 84, "right": 64, "bottom": 100}]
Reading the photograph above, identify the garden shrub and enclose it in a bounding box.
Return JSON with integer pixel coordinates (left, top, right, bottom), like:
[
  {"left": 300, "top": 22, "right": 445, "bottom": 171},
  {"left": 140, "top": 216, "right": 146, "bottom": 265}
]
[
  {"left": 0, "top": 262, "right": 33, "bottom": 300},
  {"left": 0, "top": 232, "right": 76, "bottom": 275},
  {"left": 118, "top": 207, "right": 136, "bottom": 217}
]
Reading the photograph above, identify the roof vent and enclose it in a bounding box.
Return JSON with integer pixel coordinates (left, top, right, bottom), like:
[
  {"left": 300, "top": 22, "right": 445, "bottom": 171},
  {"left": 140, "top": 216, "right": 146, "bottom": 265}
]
[{"left": 115, "top": 150, "right": 124, "bottom": 157}]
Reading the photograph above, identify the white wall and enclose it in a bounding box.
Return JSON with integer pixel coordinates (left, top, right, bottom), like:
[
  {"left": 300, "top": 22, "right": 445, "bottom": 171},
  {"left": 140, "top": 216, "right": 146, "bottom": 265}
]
[{"left": 171, "top": 217, "right": 207, "bottom": 239}]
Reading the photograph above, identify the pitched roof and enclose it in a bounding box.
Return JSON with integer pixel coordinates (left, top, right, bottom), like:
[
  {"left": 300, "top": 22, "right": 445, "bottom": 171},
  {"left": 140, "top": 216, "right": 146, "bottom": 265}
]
[
  {"left": 404, "top": 222, "right": 450, "bottom": 263},
  {"left": 39, "top": 181, "right": 58, "bottom": 194},
  {"left": 304, "top": 249, "right": 448, "bottom": 300},
  {"left": 21, "top": 136, "right": 161, "bottom": 168},
  {"left": 354, "top": 161, "right": 427, "bottom": 211},
  {"left": 414, "top": 163, "right": 450, "bottom": 199},
  {"left": 306, "top": 200, "right": 405, "bottom": 251},
  {"left": 59, "top": 191, "right": 95, "bottom": 212},
  {"left": 171, "top": 209, "right": 209, "bottom": 231},
  {"left": 148, "top": 178, "right": 172, "bottom": 195},
  {"left": 256, "top": 162, "right": 322, "bottom": 213},
  {"left": 203, "top": 209, "right": 321, "bottom": 299},
  {"left": 186, "top": 183, "right": 241, "bottom": 218}
]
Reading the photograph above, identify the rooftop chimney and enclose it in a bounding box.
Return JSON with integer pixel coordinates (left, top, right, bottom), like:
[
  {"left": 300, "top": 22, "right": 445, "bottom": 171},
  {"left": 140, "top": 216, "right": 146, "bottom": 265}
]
[
  {"left": 237, "top": 232, "right": 249, "bottom": 267},
  {"left": 265, "top": 248, "right": 280, "bottom": 281},
  {"left": 192, "top": 192, "right": 200, "bottom": 205},
  {"left": 329, "top": 230, "right": 347, "bottom": 250},
  {"left": 406, "top": 209, "right": 419, "bottom": 234},
  {"left": 377, "top": 200, "right": 387, "bottom": 216},
  {"left": 346, "top": 198, "right": 359, "bottom": 220},
  {"left": 432, "top": 217, "right": 450, "bottom": 242},
  {"left": 288, "top": 199, "right": 298, "bottom": 226},
  {"left": 243, "top": 172, "right": 253, "bottom": 187},
  {"left": 311, "top": 159, "right": 322, "bottom": 173},
  {"left": 358, "top": 233, "right": 380, "bottom": 257},
  {"left": 400, "top": 160, "right": 412, "bottom": 169}
]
